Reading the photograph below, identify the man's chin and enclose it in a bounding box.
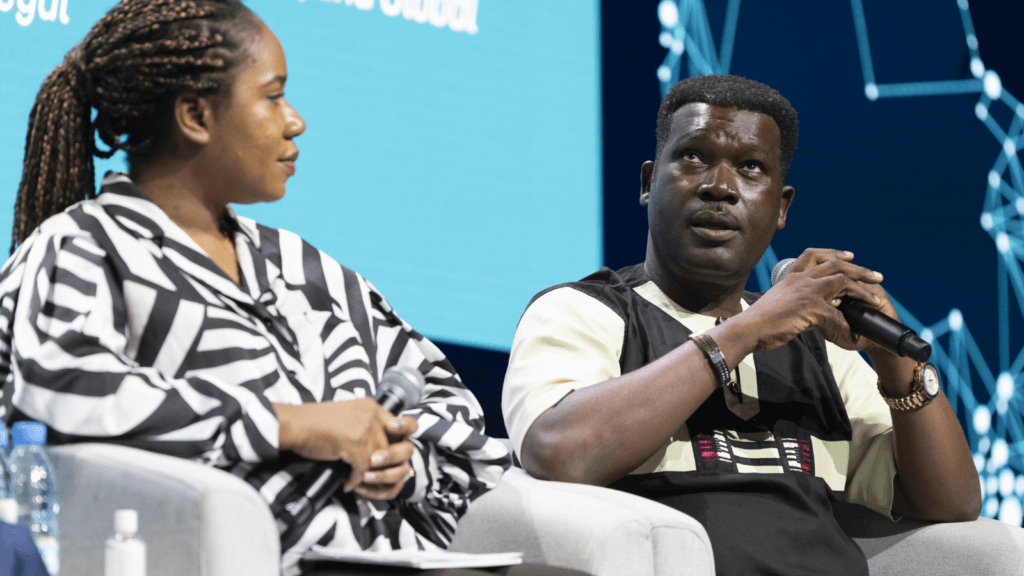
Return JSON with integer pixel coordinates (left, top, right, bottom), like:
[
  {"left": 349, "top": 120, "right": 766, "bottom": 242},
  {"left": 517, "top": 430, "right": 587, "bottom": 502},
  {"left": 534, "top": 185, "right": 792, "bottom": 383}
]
[{"left": 673, "top": 249, "right": 752, "bottom": 282}]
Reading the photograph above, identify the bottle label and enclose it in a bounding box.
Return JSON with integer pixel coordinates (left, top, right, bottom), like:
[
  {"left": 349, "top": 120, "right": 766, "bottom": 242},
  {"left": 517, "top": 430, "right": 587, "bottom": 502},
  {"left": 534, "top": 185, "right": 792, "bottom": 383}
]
[
  {"left": 35, "top": 535, "right": 59, "bottom": 576},
  {"left": 105, "top": 540, "right": 146, "bottom": 576}
]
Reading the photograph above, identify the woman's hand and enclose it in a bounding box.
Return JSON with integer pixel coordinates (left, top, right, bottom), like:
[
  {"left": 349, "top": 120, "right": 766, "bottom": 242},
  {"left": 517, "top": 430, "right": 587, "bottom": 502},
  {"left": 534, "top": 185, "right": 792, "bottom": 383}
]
[
  {"left": 274, "top": 398, "right": 416, "bottom": 493},
  {"left": 354, "top": 417, "right": 418, "bottom": 501}
]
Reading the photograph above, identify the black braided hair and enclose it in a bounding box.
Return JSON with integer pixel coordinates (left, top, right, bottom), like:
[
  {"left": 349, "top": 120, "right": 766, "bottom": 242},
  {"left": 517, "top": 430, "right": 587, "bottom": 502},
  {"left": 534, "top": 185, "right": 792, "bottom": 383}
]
[
  {"left": 12, "top": 0, "right": 260, "bottom": 252},
  {"left": 655, "top": 74, "right": 799, "bottom": 182}
]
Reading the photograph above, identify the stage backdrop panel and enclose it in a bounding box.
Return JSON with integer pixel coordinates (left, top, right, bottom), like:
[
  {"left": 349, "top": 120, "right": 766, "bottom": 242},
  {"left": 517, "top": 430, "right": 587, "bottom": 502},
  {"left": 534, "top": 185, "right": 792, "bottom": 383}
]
[{"left": 0, "top": 0, "right": 602, "bottom": 351}]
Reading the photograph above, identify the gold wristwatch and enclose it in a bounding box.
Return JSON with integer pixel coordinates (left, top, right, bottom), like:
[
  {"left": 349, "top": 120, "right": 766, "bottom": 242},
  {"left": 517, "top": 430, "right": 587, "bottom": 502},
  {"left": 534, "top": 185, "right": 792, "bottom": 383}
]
[{"left": 877, "top": 362, "right": 940, "bottom": 411}]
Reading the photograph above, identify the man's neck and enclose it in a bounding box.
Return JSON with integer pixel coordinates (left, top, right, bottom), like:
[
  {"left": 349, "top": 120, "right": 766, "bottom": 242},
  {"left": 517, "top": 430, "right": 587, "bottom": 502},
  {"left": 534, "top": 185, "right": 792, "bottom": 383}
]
[{"left": 643, "top": 258, "right": 749, "bottom": 319}]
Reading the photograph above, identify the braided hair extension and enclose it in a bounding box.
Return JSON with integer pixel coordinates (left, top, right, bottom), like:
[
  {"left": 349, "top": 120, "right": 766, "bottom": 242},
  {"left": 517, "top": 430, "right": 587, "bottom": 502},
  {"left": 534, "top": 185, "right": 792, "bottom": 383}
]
[{"left": 11, "top": 0, "right": 260, "bottom": 252}]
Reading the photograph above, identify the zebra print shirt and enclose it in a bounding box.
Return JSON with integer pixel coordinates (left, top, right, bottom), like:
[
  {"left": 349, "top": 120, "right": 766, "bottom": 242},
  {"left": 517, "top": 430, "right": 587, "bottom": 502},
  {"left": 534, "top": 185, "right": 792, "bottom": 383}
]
[{"left": 0, "top": 173, "right": 511, "bottom": 572}]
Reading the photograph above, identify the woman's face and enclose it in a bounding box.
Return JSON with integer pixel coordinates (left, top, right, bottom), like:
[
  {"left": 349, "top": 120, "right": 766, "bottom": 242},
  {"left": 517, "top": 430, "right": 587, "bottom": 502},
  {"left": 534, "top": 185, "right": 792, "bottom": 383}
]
[{"left": 203, "top": 20, "right": 305, "bottom": 205}]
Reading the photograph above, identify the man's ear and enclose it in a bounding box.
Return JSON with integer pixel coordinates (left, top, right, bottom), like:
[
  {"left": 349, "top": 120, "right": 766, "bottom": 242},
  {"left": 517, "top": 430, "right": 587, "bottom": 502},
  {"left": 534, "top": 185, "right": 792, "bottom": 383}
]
[
  {"left": 173, "top": 93, "right": 215, "bottom": 146},
  {"left": 777, "top": 185, "right": 795, "bottom": 229},
  {"left": 640, "top": 161, "right": 654, "bottom": 207}
]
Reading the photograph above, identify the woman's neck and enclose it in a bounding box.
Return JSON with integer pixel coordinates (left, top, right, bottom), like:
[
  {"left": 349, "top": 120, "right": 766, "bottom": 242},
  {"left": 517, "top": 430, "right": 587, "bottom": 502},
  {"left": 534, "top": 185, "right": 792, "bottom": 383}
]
[{"left": 131, "top": 162, "right": 241, "bottom": 284}]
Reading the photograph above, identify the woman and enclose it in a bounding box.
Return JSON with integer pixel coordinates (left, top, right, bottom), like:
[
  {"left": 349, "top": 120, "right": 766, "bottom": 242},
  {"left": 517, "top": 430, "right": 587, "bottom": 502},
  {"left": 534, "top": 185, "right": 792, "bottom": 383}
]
[{"left": 0, "top": 1, "right": 523, "bottom": 573}]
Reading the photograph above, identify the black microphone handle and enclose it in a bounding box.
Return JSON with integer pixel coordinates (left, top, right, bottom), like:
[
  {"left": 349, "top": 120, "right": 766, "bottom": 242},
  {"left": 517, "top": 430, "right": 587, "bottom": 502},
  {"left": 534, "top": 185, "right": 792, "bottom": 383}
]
[
  {"left": 839, "top": 298, "right": 932, "bottom": 362},
  {"left": 277, "top": 463, "right": 352, "bottom": 550},
  {"left": 276, "top": 385, "right": 414, "bottom": 549}
]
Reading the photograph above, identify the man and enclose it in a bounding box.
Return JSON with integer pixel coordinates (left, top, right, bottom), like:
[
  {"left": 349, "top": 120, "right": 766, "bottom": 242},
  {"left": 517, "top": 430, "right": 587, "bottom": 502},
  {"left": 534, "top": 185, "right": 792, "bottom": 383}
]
[{"left": 501, "top": 74, "right": 980, "bottom": 575}]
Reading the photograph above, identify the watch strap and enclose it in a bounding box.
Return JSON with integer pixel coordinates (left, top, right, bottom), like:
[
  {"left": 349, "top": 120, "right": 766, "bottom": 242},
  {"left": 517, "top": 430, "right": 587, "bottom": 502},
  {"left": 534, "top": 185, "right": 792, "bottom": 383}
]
[{"left": 877, "top": 363, "right": 937, "bottom": 411}]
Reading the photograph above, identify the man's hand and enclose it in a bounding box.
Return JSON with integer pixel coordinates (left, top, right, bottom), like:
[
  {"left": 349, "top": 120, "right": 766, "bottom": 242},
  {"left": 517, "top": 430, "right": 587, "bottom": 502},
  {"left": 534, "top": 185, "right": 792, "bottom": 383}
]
[
  {"left": 744, "top": 248, "right": 892, "bottom": 352},
  {"left": 274, "top": 399, "right": 416, "bottom": 493}
]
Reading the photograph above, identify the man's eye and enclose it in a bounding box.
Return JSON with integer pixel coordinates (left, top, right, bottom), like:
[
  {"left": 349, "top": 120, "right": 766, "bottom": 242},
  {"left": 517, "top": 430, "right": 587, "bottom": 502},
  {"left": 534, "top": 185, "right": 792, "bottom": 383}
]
[
  {"left": 681, "top": 151, "right": 702, "bottom": 162},
  {"left": 269, "top": 93, "right": 284, "bottom": 101},
  {"left": 742, "top": 161, "right": 764, "bottom": 172}
]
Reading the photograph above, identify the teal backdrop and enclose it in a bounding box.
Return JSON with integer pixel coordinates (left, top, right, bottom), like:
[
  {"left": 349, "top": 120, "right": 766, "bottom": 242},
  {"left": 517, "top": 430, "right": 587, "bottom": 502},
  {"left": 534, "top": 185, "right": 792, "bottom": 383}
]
[{"left": 0, "top": 0, "right": 602, "bottom": 352}]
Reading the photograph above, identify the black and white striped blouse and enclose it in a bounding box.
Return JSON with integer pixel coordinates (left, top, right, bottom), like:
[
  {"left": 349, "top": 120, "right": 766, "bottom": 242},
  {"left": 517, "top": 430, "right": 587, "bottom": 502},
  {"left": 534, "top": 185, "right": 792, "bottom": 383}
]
[{"left": 0, "top": 173, "right": 511, "bottom": 572}]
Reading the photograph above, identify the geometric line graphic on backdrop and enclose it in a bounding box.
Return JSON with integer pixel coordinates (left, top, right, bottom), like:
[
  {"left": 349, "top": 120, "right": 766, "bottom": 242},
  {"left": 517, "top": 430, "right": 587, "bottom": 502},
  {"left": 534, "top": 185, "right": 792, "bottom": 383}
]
[
  {"left": 850, "top": 0, "right": 1024, "bottom": 526},
  {"left": 656, "top": 0, "right": 1024, "bottom": 526}
]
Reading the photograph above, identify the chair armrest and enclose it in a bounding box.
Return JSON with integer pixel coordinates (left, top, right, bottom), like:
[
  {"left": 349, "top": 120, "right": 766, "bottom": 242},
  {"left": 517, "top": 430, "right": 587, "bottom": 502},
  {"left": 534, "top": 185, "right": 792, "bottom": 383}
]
[
  {"left": 51, "top": 443, "right": 280, "bottom": 576},
  {"left": 834, "top": 502, "right": 1024, "bottom": 576},
  {"left": 449, "top": 468, "right": 714, "bottom": 576}
]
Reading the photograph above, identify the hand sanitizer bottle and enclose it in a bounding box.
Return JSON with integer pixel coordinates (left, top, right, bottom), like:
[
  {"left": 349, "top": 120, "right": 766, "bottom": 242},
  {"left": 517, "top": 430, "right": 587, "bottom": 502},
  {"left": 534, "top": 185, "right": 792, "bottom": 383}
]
[{"left": 105, "top": 509, "right": 146, "bottom": 576}]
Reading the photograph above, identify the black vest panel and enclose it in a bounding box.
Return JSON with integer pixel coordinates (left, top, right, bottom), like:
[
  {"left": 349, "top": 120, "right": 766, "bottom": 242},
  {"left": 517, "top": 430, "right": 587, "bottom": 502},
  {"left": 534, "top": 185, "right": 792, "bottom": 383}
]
[{"left": 531, "top": 264, "right": 869, "bottom": 576}]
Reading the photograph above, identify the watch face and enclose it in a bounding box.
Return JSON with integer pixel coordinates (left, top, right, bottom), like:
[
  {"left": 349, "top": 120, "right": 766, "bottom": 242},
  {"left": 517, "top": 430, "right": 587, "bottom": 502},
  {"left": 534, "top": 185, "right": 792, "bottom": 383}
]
[{"left": 922, "top": 365, "right": 940, "bottom": 396}]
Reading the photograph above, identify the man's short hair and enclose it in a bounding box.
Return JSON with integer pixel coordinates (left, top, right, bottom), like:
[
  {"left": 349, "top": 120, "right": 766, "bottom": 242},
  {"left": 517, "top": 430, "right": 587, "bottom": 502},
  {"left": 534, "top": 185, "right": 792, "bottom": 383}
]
[{"left": 655, "top": 74, "right": 799, "bottom": 181}]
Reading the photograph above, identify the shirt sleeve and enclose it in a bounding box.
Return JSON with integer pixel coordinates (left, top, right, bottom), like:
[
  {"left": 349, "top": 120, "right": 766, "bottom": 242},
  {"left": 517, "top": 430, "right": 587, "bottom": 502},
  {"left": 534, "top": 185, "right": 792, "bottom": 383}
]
[
  {"left": 826, "top": 341, "right": 898, "bottom": 519},
  {"left": 360, "top": 277, "right": 512, "bottom": 547},
  {"left": 1, "top": 229, "right": 280, "bottom": 466},
  {"left": 501, "top": 287, "right": 626, "bottom": 458}
]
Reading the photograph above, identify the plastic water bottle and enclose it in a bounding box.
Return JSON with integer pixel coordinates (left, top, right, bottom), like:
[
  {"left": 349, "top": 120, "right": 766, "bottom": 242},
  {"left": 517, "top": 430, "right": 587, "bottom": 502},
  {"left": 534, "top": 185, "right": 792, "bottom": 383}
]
[
  {"left": 1, "top": 424, "right": 10, "bottom": 496},
  {"left": 0, "top": 424, "right": 17, "bottom": 524},
  {"left": 105, "top": 509, "right": 147, "bottom": 576},
  {"left": 10, "top": 421, "right": 60, "bottom": 575}
]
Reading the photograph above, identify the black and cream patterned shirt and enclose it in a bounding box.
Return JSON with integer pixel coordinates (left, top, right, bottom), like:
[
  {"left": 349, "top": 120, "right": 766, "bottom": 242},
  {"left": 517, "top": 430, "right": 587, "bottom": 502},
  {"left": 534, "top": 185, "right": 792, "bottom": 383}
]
[
  {"left": 0, "top": 173, "right": 511, "bottom": 573},
  {"left": 503, "top": 264, "right": 898, "bottom": 575}
]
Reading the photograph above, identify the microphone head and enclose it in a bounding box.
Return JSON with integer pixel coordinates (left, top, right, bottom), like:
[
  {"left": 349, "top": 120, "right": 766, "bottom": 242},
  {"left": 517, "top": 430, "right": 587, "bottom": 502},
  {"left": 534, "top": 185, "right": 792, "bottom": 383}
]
[
  {"left": 378, "top": 366, "right": 425, "bottom": 410},
  {"left": 771, "top": 258, "right": 797, "bottom": 287}
]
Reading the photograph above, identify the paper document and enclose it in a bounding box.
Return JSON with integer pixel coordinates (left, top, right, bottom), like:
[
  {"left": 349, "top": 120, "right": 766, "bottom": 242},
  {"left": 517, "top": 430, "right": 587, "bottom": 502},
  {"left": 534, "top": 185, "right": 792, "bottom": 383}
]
[{"left": 304, "top": 545, "right": 524, "bottom": 569}]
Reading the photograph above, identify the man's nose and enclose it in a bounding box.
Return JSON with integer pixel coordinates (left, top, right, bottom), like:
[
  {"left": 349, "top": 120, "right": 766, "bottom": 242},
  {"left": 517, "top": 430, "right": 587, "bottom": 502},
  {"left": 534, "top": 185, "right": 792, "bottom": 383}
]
[{"left": 697, "top": 164, "right": 739, "bottom": 203}]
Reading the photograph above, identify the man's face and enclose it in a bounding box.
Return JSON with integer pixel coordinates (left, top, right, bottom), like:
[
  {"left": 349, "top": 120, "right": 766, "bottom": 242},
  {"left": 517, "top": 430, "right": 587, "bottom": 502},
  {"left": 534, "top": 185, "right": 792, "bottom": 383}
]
[{"left": 641, "top": 102, "right": 794, "bottom": 286}]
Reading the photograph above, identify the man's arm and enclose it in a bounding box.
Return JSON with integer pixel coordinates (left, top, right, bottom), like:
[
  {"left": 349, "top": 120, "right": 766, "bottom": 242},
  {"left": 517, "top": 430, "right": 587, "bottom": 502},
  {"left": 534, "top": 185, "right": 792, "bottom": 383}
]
[
  {"left": 869, "top": 351, "right": 982, "bottom": 522},
  {"left": 519, "top": 249, "right": 887, "bottom": 486},
  {"left": 520, "top": 315, "right": 758, "bottom": 486}
]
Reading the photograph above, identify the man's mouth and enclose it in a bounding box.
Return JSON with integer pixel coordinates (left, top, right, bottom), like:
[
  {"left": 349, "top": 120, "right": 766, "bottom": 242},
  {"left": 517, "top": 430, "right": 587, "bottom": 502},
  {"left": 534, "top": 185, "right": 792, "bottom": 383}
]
[
  {"left": 695, "top": 222, "right": 732, "bottom": 230},
  {"left": 690, "top": 211, "right": 740, "bottom": 232}
]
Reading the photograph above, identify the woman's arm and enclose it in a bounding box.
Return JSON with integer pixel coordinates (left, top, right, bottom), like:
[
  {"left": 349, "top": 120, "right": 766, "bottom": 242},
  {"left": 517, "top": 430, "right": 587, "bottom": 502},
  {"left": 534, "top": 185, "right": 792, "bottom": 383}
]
[
  {"left": 359, "top": 279, "right": 512, "bottom": 545},
  {"left": 3, "top": 233, "right": 279, "bottom": 465}
]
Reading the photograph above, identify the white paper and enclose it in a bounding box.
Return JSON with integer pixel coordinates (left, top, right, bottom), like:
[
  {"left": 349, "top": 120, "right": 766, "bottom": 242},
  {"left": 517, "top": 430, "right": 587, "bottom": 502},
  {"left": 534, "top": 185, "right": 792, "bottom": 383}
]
[{"left": 303, "top": 546, "right": 523, "bottom": 569}]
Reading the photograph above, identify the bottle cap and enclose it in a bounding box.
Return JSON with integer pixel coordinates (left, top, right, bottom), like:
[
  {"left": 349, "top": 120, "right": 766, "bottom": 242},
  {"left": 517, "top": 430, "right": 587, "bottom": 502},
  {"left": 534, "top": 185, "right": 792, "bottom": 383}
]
[
  {"left": 12, "top": 422, "right": 46, "bottom": 446},
  {"left": 0, "top": 499, "right": 17, "bottom": 524},
  {"left": 114, "top": 509, "right": 138, "bottom": 536}
]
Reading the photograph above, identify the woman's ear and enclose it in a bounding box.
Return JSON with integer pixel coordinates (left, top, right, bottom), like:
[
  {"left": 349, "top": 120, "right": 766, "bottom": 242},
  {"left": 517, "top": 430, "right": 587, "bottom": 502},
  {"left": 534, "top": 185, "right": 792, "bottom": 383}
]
[{"left": 173, "top": 93, "right": 215, "bottom": 146}]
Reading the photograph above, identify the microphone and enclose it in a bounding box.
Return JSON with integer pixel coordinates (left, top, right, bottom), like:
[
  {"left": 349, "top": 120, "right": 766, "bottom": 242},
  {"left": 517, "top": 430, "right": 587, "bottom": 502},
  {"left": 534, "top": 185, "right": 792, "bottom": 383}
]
[
  {"left": 771, "top": 258, "right": 932, "bottom": 362},
  {"left": 273, "top": 366, "right": 425, "bottom": 549}
]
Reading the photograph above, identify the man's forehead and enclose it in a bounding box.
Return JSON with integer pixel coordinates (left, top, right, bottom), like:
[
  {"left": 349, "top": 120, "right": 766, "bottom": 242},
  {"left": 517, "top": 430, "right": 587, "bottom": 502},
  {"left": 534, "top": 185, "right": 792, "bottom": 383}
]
[{"left": 667, "top": 102, "right": 781, "bottom": 151}]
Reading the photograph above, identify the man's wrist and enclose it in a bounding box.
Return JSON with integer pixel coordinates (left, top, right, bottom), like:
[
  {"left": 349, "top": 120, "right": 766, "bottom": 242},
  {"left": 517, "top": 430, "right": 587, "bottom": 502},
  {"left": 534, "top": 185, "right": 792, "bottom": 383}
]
[
  {"left": 689, "top": 330, "right": 735, "bottom": 392},
  {"left": 868, "top": 352, "right": 919, "bottom": 397},
  {"left": 708, "top": 314, "right": 762, "bottom": 359}
]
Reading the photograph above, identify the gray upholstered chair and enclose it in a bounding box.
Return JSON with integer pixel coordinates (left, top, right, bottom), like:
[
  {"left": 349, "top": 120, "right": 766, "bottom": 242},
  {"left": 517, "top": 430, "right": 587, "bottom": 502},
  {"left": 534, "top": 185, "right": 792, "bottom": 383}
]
[{"left": 53, "top": 441, "right": 1024, "bottom": 576}]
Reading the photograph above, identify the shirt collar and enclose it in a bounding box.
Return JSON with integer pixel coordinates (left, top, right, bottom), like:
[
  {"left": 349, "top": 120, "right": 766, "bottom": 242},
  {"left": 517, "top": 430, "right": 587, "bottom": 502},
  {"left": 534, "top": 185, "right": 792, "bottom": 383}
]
[
  {"left": 95, "top": 172, "right": 265, "bottom": 304},
  {"left": 95, "top": 172, "right": 258, "bottom": 249},
  {"left": 632, "top": 279, "right": 751, "bottom": 332}
]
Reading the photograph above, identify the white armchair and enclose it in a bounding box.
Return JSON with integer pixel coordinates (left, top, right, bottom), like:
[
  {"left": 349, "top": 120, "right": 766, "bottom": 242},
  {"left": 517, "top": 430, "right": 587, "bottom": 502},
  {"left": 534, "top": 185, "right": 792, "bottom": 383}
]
[
  {"left": 51, "top": 443, "right": 714, "bottom": 576},
  {"left": 52, "top": 442, "right": 1024, "bottom": 576},
  {"left": 52, "top": 443, "right": 280, "bottom": 576}
]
